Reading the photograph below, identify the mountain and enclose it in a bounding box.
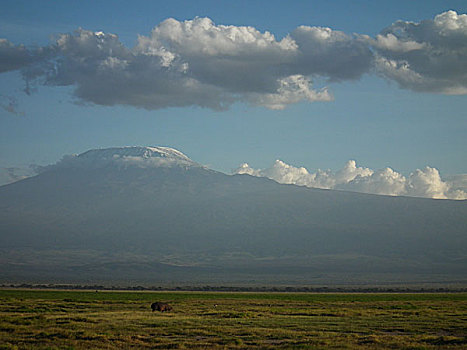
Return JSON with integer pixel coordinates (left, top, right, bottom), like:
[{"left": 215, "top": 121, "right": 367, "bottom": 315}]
[{"left": 0, "top": 146, "right": 466, "bottom": 286}]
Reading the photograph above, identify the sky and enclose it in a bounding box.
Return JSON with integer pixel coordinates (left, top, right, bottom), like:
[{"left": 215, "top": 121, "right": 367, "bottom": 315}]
[{"left": 0, "top": 0, "right": 466, "bottom": 199}]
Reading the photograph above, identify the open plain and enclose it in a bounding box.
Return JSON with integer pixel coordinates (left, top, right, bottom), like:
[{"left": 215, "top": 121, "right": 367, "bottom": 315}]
[{"left": 0, "top": 290, "right": 466, "bottom": 349}]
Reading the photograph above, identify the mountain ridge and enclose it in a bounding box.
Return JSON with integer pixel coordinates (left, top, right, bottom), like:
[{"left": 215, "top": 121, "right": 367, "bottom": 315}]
[{"left": 0, "top": 146, "right": 466, "bottom": 285}]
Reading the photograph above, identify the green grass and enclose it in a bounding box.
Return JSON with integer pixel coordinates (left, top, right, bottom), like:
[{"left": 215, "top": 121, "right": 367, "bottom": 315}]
[{"left": 0, "top": 290, "right": 466, "bottom": 349}]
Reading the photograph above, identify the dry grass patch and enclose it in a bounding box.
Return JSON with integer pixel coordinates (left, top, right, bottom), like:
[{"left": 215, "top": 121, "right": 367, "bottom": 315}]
[{"left": 0, "top": 290, "right": 466, "bottom": 349}]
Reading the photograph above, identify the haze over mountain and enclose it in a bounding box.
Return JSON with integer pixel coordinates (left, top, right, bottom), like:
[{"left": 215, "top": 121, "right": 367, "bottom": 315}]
[{"left": 0, "top": 146, "right": 466, "bottom": 286}]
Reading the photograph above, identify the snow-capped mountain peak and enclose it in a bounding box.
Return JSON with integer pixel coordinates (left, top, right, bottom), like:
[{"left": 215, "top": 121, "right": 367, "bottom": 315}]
[
  {"left": 43, "top": 146, "right": 199, "bottom": 171},
  {"left": 77, "top": 146, "right": 194, "bottom": 163}
]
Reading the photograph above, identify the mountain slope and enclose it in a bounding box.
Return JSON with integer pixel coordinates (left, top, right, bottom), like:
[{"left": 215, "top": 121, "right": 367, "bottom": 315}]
[{"left": 0, "top": 147, "right": 466, "bottom": 285}]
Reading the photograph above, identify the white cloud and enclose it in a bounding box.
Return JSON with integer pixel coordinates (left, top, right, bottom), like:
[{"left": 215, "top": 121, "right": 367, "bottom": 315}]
[
  {"left": 2, "top": 18, "right": 370, "bottom": 110},
  {"left": 137, "top": 17, "right": 297, "bottom": 60},
  {"left": 370, "top": 10, "right": 467, "bottom": 94},
  {"left": 234, "top": 160, "right": 467, "bottom": 200},
  {"left": 445, "top": 174, "right": 467, "bottom": 190},
  {"left": 406, "top": 167, "right": 454, "bottom": 200},
  {"left": 235, "top": 160, "right": 374, "bottom": 190},
  {"left": 339, "top": 167, "right": 407, "bottom": 196},
  {"left": 370, "top": 34, "right": 425, "bottom": 53},
  {"left": 1, "top": 11, "right": 466, "bottom": 110},
  {"left": 249, "top": 75, "right": 332, "bottom": 109},
  {"left": 444, "top": 174, "right": 467, "bottom": 200},
  {"left": 291, "top": 26, "right": 373, "bottom": 80},
  {"left": 0, "top": 39, "right": 33, "bottom": 73}
]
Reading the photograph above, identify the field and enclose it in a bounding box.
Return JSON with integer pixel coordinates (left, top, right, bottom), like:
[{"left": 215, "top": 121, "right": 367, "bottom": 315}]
[{"left": 0, "top": 290, "right": 466, "bottom": 349}]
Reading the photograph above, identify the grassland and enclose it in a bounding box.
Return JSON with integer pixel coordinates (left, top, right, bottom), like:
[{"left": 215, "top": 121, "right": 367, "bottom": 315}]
[{"left": 0, "top": 290, "right": 466, "bottom": 349}]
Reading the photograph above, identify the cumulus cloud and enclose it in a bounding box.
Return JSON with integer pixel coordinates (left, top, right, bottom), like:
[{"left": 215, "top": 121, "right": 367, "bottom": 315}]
[
  {"left": 248, "top": 75, "right": 332, "bottom": 109},
  {"left": 369, "top": 10, "right": 467, "bottom": 94},
  {"left": 0, "top": 17, "right": 370, "bottom": 110},
  {"left": 291, "top": 25, "right": 373, "bottom": 80},
  {"left": 0, "top": 39, "right": 35, "bottom": 73},
  {"left": 0, "top": 11, "right": 465, "bottom": 110},
  {"left": 47, "top": 28, "right": 230, "bottom": 110},
  {"left": 0, "top": 39, "right": 52, "bottom": 97},
  {"left": 14, "top": 19, "right": 342, "bottom": 110},
  {"left": 445, "top": 174, "right": 467, "bottom": 191},
  {"left": 234, "top": 160, "right": 466, "bottom": 200}
]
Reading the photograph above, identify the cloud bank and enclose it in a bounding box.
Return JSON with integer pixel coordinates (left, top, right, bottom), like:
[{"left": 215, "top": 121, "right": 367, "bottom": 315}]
[
  {"left": 234, "top": 160, "right": 467, "bottom": 200},
  {"left": 0, "top": 11, "right": 465, "bottom": 111}
]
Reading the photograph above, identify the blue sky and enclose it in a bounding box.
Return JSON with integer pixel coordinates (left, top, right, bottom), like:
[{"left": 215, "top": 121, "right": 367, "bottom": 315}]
[{"left": 0, "top": 0, "right": 466, "bottom": 197}]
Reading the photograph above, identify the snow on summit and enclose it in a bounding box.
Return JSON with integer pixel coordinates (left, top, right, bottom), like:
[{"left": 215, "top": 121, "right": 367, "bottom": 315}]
[
  {"left": 78, "top": 146, "right": 193, "bottom": 163},
  {"left": 44, "top": 146, "right": 198, "bottom": 170}
]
